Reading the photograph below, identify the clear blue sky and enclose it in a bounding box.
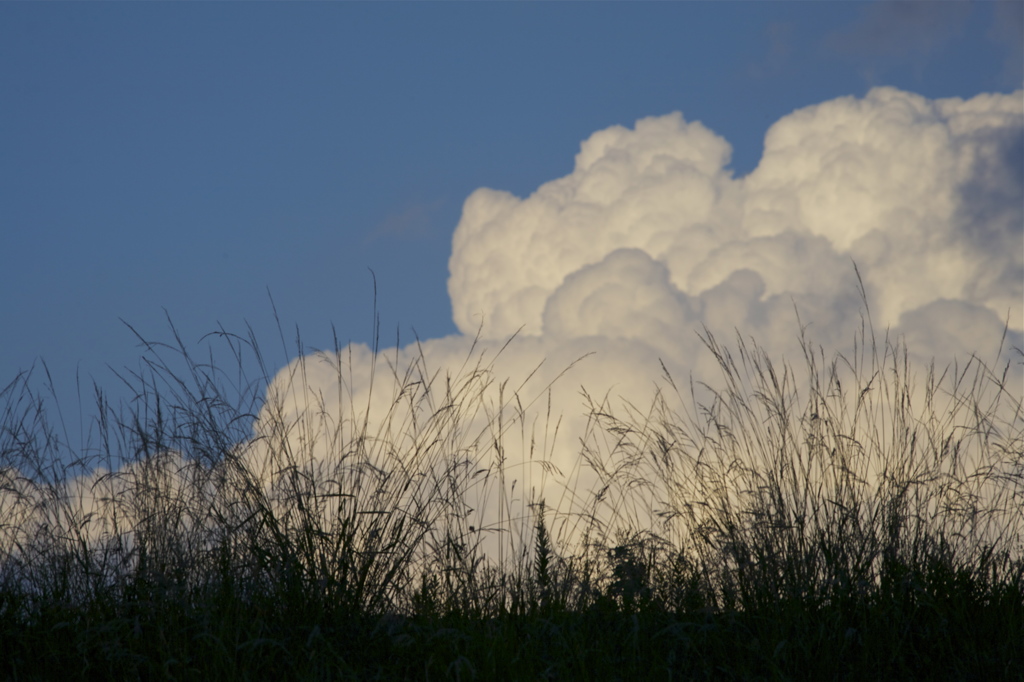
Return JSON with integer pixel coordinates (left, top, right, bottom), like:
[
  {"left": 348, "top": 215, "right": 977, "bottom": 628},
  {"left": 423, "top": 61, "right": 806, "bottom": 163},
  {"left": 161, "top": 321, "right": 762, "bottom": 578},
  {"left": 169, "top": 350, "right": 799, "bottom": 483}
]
[{"left": 2, "top": 2, "right": 1021, "bottom": 444}]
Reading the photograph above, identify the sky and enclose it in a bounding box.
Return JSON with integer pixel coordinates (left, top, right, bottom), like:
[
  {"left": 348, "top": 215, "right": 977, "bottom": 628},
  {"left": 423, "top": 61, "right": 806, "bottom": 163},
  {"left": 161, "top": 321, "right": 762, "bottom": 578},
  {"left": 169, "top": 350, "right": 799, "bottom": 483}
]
[{"left": 2, "top": 0, "right": 1022, "bottom": 493}]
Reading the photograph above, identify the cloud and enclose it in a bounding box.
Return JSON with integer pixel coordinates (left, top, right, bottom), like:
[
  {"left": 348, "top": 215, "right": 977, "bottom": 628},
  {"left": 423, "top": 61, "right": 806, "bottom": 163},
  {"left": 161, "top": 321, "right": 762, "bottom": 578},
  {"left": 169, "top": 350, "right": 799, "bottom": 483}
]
[
  {"left": 744, "top": 87, "right": 1024, "bottom": 333},
  {"left": 364, "top": 198, "right": 445, "bottom": 243},
  {"left": 451, "top": 87, "right": 1022, "bottom": 345},
  {"left": 6, "top": 87, "right": 1022, "bottom": 567},
  {"left": 989, "top": 0, "right": 1024, "bottom": 88},
  {"left": 449, "top": 111, "right": 738, "bottom": 340},
  {"left": 748, "top": 21, "right": 796, "bottom": 80},
  {"left": 823, "top": 1, "right": 972, "bottom": 80},
  {"left": 238, "top": 86, "right": 1022, "bottom": 556}
]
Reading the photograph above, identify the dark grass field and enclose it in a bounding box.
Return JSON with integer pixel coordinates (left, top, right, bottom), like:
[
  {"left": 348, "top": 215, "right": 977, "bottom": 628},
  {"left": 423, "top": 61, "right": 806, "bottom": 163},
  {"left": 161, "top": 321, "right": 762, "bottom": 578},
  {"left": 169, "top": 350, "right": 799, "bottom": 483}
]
[{"left": 1, "top": 314, "right": 1021, "bottom": 681}]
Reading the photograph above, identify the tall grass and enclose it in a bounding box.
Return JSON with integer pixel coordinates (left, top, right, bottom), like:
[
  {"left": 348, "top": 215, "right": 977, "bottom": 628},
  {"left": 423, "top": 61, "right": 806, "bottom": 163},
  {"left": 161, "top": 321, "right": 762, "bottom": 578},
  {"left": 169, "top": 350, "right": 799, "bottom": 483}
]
[{"left": 0, "top": 309, "right": 1021, "bottom": 680}]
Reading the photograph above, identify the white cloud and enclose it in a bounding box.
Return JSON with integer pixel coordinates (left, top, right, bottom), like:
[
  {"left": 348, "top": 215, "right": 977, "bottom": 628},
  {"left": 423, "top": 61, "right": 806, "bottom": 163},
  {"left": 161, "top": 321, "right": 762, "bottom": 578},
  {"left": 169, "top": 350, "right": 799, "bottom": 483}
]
[
  {"left": 6, "top": 87, "right": 1022, "bottom": 568},
  {"left": 241, "top": 86, "right": 1022, "bottom": 557},
  {"left": 745, "top": 87, "right": 1023, "bottom": 331},
  {"left": 449, "top": 111, "right": 740, "bottom": 340}
]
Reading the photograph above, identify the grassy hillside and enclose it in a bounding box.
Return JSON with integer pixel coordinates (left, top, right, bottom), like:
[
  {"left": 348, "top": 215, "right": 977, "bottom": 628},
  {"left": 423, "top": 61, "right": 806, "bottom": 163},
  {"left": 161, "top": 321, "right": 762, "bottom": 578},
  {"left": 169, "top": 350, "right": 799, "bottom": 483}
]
[{"left": 1, "top": 315, "right": 1021, "bottom": 680}]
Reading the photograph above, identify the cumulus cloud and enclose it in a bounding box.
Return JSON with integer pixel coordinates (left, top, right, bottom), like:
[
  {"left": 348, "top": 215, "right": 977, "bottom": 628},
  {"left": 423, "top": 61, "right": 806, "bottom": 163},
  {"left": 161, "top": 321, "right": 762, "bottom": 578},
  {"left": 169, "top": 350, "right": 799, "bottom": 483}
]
[
  {"left": 449, "top": 111, "right": 740, "bottom": 340},
  {"left": 6, "top": 87, "right": 1022, "bottom": 567},
  {"left": 451, "top": 86, "right": 1022, "bottom": 348},
  {"left": 239, "top": 86, "right": 1022, "bottom": 556}
]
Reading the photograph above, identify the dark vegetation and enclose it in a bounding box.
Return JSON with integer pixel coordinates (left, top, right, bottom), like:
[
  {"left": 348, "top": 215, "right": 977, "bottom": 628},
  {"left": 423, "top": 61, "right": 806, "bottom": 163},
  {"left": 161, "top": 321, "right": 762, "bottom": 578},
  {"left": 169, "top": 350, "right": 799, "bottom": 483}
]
[{"left": 1, "top": 307, "right": 1021, "bottom": 680}]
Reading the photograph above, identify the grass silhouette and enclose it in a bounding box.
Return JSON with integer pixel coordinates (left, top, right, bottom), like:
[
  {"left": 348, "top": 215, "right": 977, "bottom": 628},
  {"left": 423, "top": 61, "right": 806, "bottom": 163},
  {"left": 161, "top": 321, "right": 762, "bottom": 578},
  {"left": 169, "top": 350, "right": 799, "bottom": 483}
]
[{"left": 1, "top": 301, "right": 1021, "bottom": 680}]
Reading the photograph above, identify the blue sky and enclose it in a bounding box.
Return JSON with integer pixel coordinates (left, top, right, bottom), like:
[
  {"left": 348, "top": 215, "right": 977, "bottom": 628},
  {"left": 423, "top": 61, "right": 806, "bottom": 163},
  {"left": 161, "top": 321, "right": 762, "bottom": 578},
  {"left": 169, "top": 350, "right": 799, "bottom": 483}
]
[{"left": 2, "top": 2, "right": 1021, "bottom": 449}]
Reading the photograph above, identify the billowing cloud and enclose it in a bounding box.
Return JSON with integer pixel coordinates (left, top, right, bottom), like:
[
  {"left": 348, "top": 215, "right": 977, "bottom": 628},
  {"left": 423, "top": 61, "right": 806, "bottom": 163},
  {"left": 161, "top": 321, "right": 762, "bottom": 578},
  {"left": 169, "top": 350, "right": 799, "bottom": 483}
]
[
  {"left": 449, "top": 111, "right": 740, "bottom": 340},
  {"left": 451, "top": 86, "right": 1021, "bottom": 349},
  {"left": 240, "top": 86, "right": 1021, "bottom": 556},
  {"left": 5, "top": 87, "right": 1022, "bottom": 568}
]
